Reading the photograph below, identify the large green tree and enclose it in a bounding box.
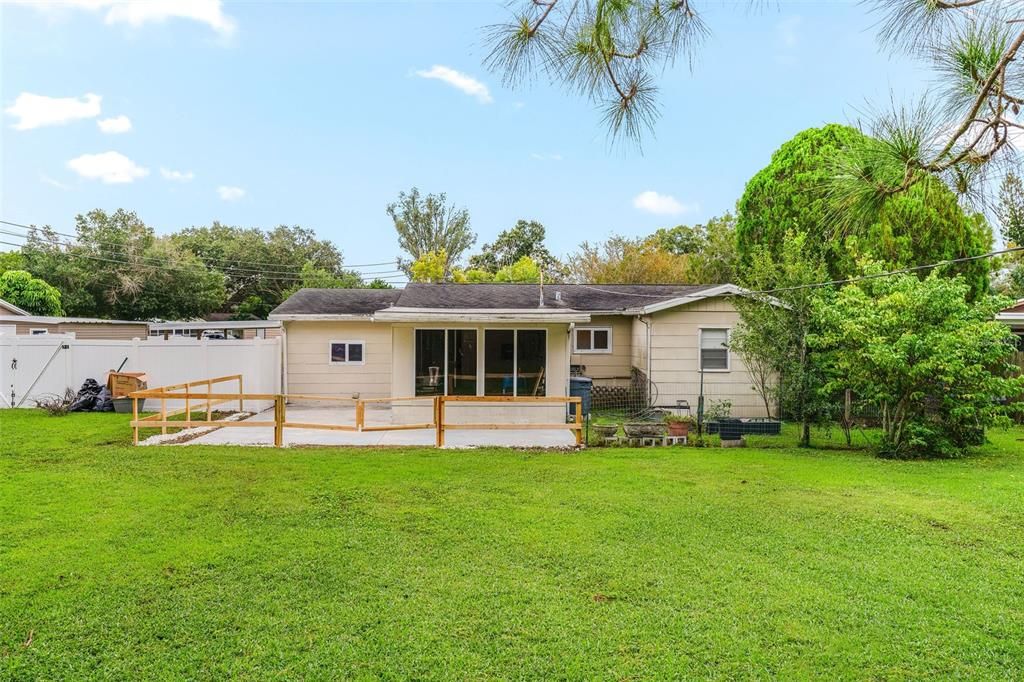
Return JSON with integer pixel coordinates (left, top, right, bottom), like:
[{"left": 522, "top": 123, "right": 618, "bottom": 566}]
[
  {"left": 173, "top": 223, "right": 353, "bottom": 315},
  {"left": 569, "top": 234, "right": 688, "bottom": 284},
  {"left": 386, "top": 188, "right": 475, "bottom": 278},
  {"left": 730, "top": 232, "right": 835, "bottom": 448},
  {"left": 23, "top": 209, "right": 225, "bottom": 320},
  {"left": 468, "top": 220, "right": 565, "bottom": 279},
  {"left": 0, "top": 270, "right": 63, "bottom": 316},
  {"left": 737, "top": 124, "right": 991, "bottom": 295},
  {"left": 654, "top": 213, "right": 738, "bottom": 284},
  {"left": 813, "top": 270, "right": 1023, "bottom": 458}
]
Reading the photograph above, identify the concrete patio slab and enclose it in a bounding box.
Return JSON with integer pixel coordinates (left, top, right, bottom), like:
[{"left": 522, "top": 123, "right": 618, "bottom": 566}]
[{"left": 155, "top": 405, "right": 578, "bottom": 448}]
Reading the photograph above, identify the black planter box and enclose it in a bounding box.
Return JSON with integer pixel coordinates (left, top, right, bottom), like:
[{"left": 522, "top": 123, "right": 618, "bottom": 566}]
[{"left": 705, "top": 418, "right": 782, "bottom": 436}]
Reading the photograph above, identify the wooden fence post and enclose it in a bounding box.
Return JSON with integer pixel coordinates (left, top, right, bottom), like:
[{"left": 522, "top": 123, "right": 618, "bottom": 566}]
[
  {"left": 356, "top": 400, "right": 365, "bottom": 432},
  {"left": 160, "top": 396, "right": 167, "bottom": 435},
  {"left": 238, "top": 375, "right": 244, "bottom": 413},
  {"left": 435, "top": 396, "right": 445, "bottom": 448},
  {"left": 274, "top": 394, "right": 284, "bottom": 447},
  {"left": 206, "top": 379, "right": 213, "bottom": 422},
  {"left": 132, "top": 395, "right": 139, "bottom": 445},
  {"left": 574, "top": 397, "right": 583, "bottom": 447},
  {"left": 184, "top": 389, "right": 191, "bottom": 427}
]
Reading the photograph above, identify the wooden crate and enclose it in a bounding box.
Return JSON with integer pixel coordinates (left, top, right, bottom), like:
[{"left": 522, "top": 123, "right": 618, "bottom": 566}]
[{"left": 107, "top": 371, "right": 148, "bottom": 398}]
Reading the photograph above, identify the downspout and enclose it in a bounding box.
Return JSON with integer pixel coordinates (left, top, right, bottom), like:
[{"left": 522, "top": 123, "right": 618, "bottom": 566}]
[
  {"left": 567, "top": 322, "right": 575, "bottom": 396},
  {"left": 637, "top": 315, "right": 652, "bottom": 407},
  {"left": 280, "top": 321, "right": 289, "bottom": 397}
]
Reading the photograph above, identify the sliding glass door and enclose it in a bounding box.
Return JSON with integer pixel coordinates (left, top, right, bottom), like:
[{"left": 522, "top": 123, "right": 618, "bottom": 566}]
[
  {"left": 414, "top": 329, "right": 478, "bottom": 396},
  {"left": 484, "top": 329, "right": 546, "bottom": 397}
]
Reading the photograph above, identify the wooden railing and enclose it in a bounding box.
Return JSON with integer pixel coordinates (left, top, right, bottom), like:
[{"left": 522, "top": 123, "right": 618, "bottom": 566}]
[{"left": 130, "top": 378, "right": 583, "bottom": 447}]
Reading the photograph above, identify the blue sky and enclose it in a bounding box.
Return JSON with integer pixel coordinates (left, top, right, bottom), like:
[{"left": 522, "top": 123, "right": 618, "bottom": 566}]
[{"left": 0, "top": 1, "right": 928, "bottom": 282}]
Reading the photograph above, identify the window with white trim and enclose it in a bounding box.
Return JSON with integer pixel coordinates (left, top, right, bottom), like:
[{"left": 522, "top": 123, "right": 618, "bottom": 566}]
[
  {"left": 699, "top": 328, "right": 730, "bottom": 371},
  {"left": 573, "top": 326, "right": 612, "bottom": 353},
  {"left": 329, "top": 340, "right": 364, "bottom": 365}
]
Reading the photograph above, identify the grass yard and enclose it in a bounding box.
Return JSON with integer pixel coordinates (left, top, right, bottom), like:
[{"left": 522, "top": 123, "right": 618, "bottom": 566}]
[{"left": 2, "top": 410, "right": 1024, "bottom": 679}]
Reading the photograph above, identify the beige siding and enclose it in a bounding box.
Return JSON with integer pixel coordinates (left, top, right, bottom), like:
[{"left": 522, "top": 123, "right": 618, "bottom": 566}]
[
  {"left": 58, "top": 323, "right": 147, "bottom": 340},
  {"left": 570, "top": 315, "right": 633, "bottom": 379},
  {"left": 649, "top": 297, "right": 773, "bottom": 418},
  {"left": 284, "top": 320, "right": 394, "bottom": 398},
  {"left": 9, "top": 322, "right": 146, "bottom": 340},
  {"left": 630, "top": 317, "right": 649, "bottom": 375}
]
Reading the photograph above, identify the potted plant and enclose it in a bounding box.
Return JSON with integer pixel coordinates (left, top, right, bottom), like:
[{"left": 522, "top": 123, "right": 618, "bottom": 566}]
[
  {"left": 663, "top": 414, "right": 691, "bottom": 437},
  {"left": 592, "top": 423, "right": 619, "bottom": 439}
]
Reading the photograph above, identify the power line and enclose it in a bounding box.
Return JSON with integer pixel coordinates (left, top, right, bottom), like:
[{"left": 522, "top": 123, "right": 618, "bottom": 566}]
[
  {"left": 567, "top": 246, "right": 1024, "bottom": 299},
  {"left": 0, "top": 238, "right": 407, "bottom": 284},
  {"left": 738, "top": 245, "right": 1024, "bottom": 296},
  {"left": 0, "top": 218, "right": 400, "bottom": 274},
  {"left": 0, "top": 228, "right": 406, "bottom": 281}
]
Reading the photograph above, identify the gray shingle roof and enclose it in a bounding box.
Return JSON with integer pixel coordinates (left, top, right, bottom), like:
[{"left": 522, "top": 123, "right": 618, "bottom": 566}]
[
  {"left": 271, "top": 283, "right": 719, "bottom": 316},
  {"left": 270, "top": 288, "right": 402, "bottom": 315}
]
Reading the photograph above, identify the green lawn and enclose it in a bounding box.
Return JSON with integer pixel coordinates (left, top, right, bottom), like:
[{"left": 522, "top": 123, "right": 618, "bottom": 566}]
[{"left": 2, "top": 410, "right": 1023, "bottom": 679}]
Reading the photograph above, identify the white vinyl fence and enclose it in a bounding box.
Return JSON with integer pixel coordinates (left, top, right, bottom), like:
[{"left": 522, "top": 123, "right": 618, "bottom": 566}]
[{"left": 0, "top": 335, "right": 280, "bottom": 409}]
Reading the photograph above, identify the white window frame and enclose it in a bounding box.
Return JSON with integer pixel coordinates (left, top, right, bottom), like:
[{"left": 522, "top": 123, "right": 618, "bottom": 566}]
[
  {"left": 573, "top": 326, "right": 613, "bottom": 354},
  {"left": 412, "top": 327, "right": 479, "bottom": 396},
  {"left": 483, "top": 327, "right": 547, "bottom": 398},
  {"left": 328, "top": 339, "right": 365, "bottom": 366},
  {"left": 698, "top": 327, "right": 731, "bottom": 372},
  {"left": 29, "top": 328, "right": 49, "bottom": 335}
]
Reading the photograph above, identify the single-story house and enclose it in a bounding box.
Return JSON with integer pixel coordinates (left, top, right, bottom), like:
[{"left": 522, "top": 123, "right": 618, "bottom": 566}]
[
  {"left": 0, "top": 298, "right": 149, "bottom": 340},
  {"left": 148, "top": 319, "right": 282, "bottom": 340},
  {"left": 268, "top": 283, "right": 772, "bottom": 423},
  {"left": 997, "top": 300, "right": 1024, "bottom": 369}
]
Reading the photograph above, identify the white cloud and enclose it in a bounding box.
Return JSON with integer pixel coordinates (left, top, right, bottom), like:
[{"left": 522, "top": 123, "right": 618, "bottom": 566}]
[
  {"left": 777, "top": 15, "right": 801, "bottom": 48},
  {"left": 415, "top": 65, "right": 493, "bottom": 104},
  {"left": 217, "top": 185, "right": 245, "bottom": 201},
  {"left": 11, "top": 0, "right": 237, "bottom": 36},
  {"left": 513, "top": 101, "right": 526, "bottom": 110},
  {"left": 161, "top": 167, "right": 194, "bottom": 182},
  {"left": 67, "top": 151, "right": 149, "bottom": 184},
  {"left": 530, "top": 152, "right": 563, "bottom": 161},
  {"left": 632, "top": 190, "right": 698, "bottom": 216},
  {"left": 97, "top": 114, "right": 132, "bottom": 133},
  {"left": 5, "top": 92, "right": 101, "bottom": 130}
]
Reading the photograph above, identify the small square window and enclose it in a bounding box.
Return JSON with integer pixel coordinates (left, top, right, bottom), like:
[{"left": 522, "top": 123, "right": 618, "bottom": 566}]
[
  {"left": 329, "top": 341, "right": 364, "bottom": 365},
  {"left": 574, "top": 327, "right": 611, "bottom": 353}
]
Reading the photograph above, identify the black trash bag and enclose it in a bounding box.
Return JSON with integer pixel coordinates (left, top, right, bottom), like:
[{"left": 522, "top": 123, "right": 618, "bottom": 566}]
[
  {"left": 69, "top": 378, "right": 103, "bottom": 412},
  {"left": 93, "top": 387, "right": 114, "bottom": 412}
]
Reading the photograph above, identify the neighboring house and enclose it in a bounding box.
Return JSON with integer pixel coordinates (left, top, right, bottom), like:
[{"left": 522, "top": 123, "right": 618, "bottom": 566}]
[
  {"left": 0, "top": 298, "right": 148, "bottom": 340},
  {"left": 997, "top": 300, "right": 1024, "bottom": 369},
  {"left": 269, "top": 283, "right": 773, "bottom": 421},
  {"left": 148, "top": 319, "right": 282, "bottom": 340}
]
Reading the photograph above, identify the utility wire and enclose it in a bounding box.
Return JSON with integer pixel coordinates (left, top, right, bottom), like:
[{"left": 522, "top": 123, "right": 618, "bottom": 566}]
[
  {"left": 567, "top": 246, "right": 1024, "bottom": 299},
  {"left": 0, "top": 239, "right": 408, "bottom": 284},
  {"left": 0, "top": 229, "right": 406, "bottom": 281},
  {"left": 0, "top": 218, "right": 401, "bottom": 274}
]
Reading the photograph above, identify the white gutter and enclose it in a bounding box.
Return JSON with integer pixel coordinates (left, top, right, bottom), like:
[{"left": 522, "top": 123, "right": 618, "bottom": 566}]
[
  {"left": 268, "top": 313, "right": 376, "bottom": 321},
  {"left": 374, "top": 309, "right": 591, "bottom": 323}
]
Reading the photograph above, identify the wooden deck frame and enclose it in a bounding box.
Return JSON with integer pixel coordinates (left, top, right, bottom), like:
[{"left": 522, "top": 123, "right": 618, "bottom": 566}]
[{"left": 131, "top": 379, "right": 583, "bottom": 448}]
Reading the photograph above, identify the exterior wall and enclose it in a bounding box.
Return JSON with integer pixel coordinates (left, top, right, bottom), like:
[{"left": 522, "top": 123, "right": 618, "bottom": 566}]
[
  {"left": 57, "top": 323, "right": 147, "bottom": 340},
  {"left": 649, "top": 297, "right": 772, "bottom": 418},
  {"left": 7, "top": 322, "right": 147, "bottom": 340},
  {"left": 630, "top": 316, "right": 649, "bottom": 375},
  {"left": 283, "top": 320, "right": 394, "bottom": 398},
  {"left": 569, "top": 315, "right": 633, "bottom": 379}
]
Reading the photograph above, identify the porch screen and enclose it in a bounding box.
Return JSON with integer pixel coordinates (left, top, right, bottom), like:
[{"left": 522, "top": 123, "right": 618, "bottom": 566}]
[
  {"left": 484, "top": 329, "right": 546, "bottom": 397},
  {"left": 414, "top": 329, "right": 478, "bottom": 396}
]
